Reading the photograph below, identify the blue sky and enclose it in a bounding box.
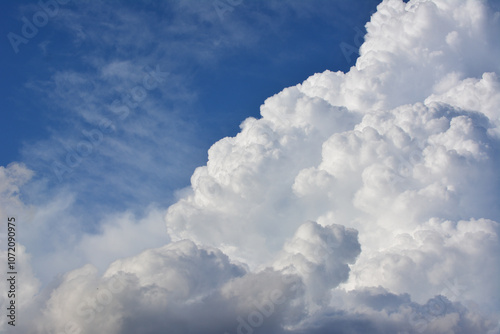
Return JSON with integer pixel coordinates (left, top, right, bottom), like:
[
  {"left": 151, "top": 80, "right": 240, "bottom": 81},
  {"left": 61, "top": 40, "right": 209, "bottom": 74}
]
[{"left": 1, "top": 0, "right": 378, "bottom": 223}]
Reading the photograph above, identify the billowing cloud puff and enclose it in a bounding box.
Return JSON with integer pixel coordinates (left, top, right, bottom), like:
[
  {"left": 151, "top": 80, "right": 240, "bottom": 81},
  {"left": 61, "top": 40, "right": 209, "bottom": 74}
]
[
  {"left": 274, "top": 221, "right": 361, "bottom": 305},
  {"left": 295, "top": 288, "right": 497, "bottom": 334},
  {"left": 348, "top": 218, "right": 500, "bottom": 306},
  {"left": 165, "top": 93, "right": 359, "bottom": 266},
  {"left": 3, "top": 0, "right": 500, "bottom": 333},
  {"left": 33, "top": 241, "right": 304, "bottom": 334},
  {"left": 35, "top": 241, "right": 241, "bottom": 334}
]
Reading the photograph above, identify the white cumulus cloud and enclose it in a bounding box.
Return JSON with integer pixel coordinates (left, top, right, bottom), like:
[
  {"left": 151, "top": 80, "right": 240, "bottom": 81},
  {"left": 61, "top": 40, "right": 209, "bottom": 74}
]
[{"left": 2, "top": 0, "right": 500, "bottom": 333}]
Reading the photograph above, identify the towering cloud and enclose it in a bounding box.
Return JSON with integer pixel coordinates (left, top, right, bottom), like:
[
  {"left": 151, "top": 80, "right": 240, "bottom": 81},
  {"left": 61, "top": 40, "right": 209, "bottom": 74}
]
[{"left": 2, "top": 0, "right": 500, "bottom": 333}]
